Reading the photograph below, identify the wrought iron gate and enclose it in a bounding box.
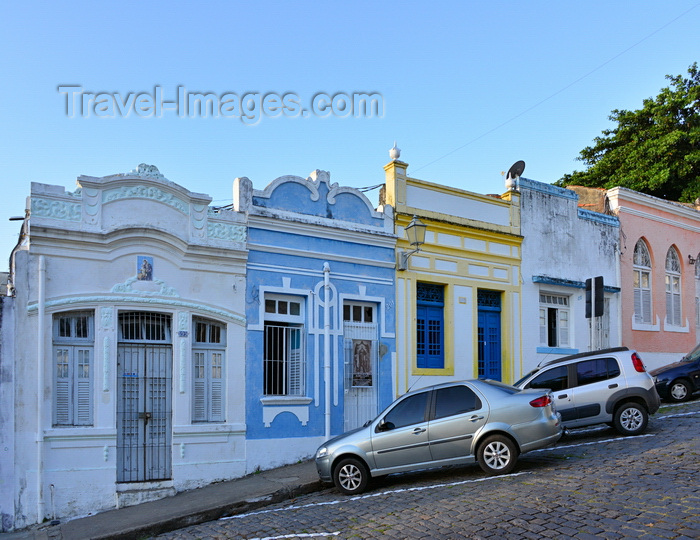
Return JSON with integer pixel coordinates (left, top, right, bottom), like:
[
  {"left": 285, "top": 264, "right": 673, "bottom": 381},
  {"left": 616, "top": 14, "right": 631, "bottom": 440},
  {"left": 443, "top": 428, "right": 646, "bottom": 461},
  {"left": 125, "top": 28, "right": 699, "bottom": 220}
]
[
  {"left": 343, "top": 321, "right": 379, "bottom": 431},
  {"left": 116, "top": 312, "right": 172, "bottom": 483}
]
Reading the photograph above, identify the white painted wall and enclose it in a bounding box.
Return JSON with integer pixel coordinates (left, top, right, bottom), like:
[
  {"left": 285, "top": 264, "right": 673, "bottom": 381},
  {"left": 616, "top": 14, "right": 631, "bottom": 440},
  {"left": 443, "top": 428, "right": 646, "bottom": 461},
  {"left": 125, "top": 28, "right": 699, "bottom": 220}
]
[
  {"left": 519, "top": 179, "right": 622, "bottom": 375},
  {"left": 3, "top": 168, "right": 248, "bottom": 530}
]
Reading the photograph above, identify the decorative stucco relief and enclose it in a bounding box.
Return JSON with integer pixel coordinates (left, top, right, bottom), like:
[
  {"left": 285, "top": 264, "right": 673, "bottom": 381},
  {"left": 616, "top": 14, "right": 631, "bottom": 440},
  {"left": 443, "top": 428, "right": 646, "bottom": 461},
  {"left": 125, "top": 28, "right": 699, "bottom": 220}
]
[
  {"left": 111, "top": 276, "right": 180, "bottom": 297},
  {"left": 125, "top": 163, "right": 167, "bottom": 180},
  {"left": 100, "top": 306, "right": 113, "bottom": 329},
  {"left": 31, "top": 198, "right": 81, "bottom": 221},
  {"left": 207, "top": 222, "right": 246, "bottom": 242},
  {"left": 83, "top": 188, "right": 101, "bottom": 224},
  {"left": 103, "top": 185, "right": 188, "bottom": 214},
  {"left": 191, "top": 204, "right": 208, "bottom": 235}
]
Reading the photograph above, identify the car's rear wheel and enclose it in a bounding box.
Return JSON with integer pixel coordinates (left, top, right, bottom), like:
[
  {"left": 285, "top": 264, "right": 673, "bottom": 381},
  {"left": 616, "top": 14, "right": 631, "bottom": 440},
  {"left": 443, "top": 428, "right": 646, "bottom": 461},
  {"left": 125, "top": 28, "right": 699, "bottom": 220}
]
[
  {"left": 669, "top": 379, "right": 691, "bottom": 402},
  {"left": 477, "top": 435, "right": 518, "bottom": 475},
  {"left": 333, "top": 457, "right": 369, "bottom": 495},
  {"left": 613, "top": 402, "right": 648, "bottom": 435}
]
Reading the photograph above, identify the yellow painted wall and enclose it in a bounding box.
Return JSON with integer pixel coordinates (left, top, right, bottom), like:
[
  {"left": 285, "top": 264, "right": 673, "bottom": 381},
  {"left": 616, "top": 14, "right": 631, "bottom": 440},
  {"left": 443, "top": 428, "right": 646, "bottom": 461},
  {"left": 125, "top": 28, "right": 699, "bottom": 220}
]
[{"left": 384, "top": 158, "right": 523, "bottom": 395}]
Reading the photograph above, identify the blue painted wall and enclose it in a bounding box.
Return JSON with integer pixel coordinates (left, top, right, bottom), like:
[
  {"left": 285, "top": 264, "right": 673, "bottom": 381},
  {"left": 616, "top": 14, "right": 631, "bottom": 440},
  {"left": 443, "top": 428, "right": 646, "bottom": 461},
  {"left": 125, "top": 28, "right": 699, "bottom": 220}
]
[{"left": 241, "top": 171, "right": 396, "bottom": 441}]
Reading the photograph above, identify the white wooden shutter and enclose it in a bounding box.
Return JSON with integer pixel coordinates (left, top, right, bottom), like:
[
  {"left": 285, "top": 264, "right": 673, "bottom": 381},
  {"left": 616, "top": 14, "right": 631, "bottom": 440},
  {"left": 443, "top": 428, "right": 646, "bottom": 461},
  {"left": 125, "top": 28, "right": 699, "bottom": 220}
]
[
  {"left": 193, "top": 351, "right": 206, "bottom": 422},
  {"left": 54, "top": 347, "right": 71, "bottom": 425},
  {"left": 558, "top": 310, "right": 569, "bottom": 347},
  {"left": 539, "top": 308, "right": 547, "bottom": 345},
  {"left": 210, "top": 352, "right": 224, "bottom": 422},
  {"left": 287, "top": 328, "right": 303, "bottom": 395},
  {"left": 75, "top": 348, "right": 93, "bottom": 425},
  {"left": 641, "top": 288, "right": 652, "bottom": 324}
]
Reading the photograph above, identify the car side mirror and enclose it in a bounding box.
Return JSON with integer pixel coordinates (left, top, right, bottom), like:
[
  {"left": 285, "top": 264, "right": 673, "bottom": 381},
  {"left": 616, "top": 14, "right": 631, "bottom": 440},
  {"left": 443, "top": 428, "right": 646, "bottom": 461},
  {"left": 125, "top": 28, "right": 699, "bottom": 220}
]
[{"left": 377, "top": 420, "right": 394, "bottom": 432}]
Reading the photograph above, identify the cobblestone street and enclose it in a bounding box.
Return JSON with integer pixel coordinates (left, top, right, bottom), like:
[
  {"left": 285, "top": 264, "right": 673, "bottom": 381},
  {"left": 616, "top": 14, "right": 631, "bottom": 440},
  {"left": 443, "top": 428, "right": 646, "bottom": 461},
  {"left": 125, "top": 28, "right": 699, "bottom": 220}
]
[{"left": 157, "top": 400, "right": 700, "bottom": 540}]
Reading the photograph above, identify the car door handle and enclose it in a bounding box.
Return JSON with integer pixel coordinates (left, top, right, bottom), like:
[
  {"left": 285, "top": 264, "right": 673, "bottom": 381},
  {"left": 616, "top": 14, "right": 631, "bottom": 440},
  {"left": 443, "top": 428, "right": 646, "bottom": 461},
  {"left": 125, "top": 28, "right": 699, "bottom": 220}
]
[
  {"left": 413, "top": 427, "right": 426, "bottom": 434},
  {"left": 557, "top": 394, "right": 568, "bottom": 399},
  {"left": 608, "top": 383, "right": 618, "bottom": 389},
  {"left": 469, "top": 415, "right": 484, "bottom": 422}
]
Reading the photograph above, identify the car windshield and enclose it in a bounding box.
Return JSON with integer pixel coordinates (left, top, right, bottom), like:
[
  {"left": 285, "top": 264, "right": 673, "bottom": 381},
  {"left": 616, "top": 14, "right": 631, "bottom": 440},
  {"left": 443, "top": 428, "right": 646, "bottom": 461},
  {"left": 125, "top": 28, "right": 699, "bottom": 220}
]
[{"left": 683, "top": 343, "right": 700, "bottom": 362}]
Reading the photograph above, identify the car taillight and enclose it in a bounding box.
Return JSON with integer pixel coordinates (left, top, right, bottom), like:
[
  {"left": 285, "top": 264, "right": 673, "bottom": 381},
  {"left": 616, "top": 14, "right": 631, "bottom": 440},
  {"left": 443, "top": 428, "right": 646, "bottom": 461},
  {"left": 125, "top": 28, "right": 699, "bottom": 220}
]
[
  {"left": 631, "top": 352, "right": 646, "bottom": 373},
  {"left": 529, "top": 395, "right": 552, "bottom": 408}
]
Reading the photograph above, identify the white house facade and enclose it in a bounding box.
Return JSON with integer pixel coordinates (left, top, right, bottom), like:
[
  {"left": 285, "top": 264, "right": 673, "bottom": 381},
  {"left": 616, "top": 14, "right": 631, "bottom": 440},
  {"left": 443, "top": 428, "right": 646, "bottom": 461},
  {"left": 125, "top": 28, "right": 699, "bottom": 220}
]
[
  {"left": 0, "top": 165, "right": 248, "bottom": 530},
  {"left": 519, "top": 178, "right": 622, "bottom": 373}
]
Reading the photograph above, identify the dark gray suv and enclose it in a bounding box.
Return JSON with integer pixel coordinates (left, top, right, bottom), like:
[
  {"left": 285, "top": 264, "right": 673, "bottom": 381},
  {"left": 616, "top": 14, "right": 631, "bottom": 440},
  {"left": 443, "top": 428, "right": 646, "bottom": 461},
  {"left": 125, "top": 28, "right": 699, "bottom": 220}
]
[{"left": 515, "top": 347, "right": 660, "bottom": 435}]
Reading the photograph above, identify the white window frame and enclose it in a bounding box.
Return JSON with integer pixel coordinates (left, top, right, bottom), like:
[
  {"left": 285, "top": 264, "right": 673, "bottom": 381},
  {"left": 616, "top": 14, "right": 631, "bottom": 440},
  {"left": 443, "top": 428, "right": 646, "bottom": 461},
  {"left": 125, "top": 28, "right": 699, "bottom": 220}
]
[
  {"left": 665, "top": 247, "right": 682, "bottom": 327},
  {"left": 263, "top": 294, "right": 306, "bottom": 397},
  {"left": 633, "top": 239, "right": 653, "bottom": 325},
  {"left": 343, "top": 301, "right": 375, "bottom": 324},
  {"left": 539, "top": 293, "right": 570, "bottom": 348},
  {"left": 53, "top": 311, "right": 94, "bottom": 426},
  {"left": 192, "top": 317, "right": 226, "bottom": 423}
]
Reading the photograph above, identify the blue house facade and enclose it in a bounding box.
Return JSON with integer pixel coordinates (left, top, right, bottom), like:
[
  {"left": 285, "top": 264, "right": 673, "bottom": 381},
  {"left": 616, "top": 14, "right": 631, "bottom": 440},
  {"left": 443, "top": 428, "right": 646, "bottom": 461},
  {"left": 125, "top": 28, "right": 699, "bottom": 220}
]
[{"left": 233, "top": 170, "right": 396, "bottom": 469}]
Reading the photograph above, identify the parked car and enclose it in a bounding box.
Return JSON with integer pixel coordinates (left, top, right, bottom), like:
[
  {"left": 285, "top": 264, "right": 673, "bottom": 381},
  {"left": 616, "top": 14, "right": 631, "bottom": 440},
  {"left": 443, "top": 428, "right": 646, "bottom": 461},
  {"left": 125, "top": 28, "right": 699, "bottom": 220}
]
[
  {"left": 315, "top": 379, "right": 562, "bottom": 495},
  {"left": 514, "top": 347, "right": 660, "bottom": 436},
  {"left": 650, "top": 342, "right": 700, "bottom": 402}
]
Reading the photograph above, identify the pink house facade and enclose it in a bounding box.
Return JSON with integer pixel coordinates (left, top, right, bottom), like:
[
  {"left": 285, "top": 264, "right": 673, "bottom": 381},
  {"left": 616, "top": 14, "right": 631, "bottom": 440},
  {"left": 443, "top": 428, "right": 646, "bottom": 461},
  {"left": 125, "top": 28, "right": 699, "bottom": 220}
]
[{"left": 607, "top": 187, "right": 700, "bottom": 369}]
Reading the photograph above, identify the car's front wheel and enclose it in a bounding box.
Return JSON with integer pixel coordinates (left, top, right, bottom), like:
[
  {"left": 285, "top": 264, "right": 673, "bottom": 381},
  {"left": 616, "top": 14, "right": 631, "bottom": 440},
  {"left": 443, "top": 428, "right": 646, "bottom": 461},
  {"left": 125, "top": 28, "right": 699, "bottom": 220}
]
[
  {"left": 333, "top": 457, "right": 369, "bottom": 495},
  {"left": 477, "top": 435, "right": 518, "bottom": 475},
  {"left": 613, "top": 402, "right": 648, "bottom": 435},
  {"left": 669, "top": 379, "right": 691, "bottom": 402}
]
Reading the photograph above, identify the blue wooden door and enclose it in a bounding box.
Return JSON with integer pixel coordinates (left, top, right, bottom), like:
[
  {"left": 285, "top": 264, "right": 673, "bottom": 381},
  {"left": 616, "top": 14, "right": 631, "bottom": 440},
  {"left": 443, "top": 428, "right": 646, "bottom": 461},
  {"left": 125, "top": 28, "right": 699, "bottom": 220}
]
[
  {"left": 478, "top": 291, "right": 502, "bottom": 380},
  {"left": 416, "top": 283, "right": 445, "bottom": 370}
]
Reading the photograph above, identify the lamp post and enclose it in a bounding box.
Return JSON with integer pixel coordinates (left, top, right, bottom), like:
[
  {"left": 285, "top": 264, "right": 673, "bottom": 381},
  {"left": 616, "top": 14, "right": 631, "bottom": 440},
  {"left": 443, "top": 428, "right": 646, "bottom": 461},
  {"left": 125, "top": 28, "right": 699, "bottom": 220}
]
[{"left": 397, "top": 215, "right": 427, "bottom": 271}]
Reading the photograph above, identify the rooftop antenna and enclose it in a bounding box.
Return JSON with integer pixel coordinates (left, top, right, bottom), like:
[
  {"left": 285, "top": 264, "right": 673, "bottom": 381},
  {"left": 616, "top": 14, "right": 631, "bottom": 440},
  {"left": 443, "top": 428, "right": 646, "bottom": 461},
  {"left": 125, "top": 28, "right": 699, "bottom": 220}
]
[{"left": 505, "top": 160, "right": 525, "bottom": 191}]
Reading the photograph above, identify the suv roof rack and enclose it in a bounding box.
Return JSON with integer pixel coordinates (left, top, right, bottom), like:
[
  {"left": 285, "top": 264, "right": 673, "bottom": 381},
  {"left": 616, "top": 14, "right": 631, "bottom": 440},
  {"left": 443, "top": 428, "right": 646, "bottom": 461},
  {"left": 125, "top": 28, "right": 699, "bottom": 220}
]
[{"left": 540, "top": 346, "right": 630, "bottom": 367}]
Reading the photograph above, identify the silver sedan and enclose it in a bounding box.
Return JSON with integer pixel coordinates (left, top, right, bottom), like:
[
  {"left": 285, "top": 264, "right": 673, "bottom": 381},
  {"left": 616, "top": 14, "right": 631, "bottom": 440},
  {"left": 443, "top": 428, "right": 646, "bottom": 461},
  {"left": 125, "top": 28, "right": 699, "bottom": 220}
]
[{"left": 316, "top": 379, "right": 562, "bottom": 494}]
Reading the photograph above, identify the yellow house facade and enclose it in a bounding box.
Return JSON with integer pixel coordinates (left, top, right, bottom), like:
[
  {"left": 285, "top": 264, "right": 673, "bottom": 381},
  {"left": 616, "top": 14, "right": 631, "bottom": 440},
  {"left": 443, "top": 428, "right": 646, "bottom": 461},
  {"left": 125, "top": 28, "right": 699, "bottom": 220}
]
[{"left": 381, "top": 153, "right": 522, "bottom": 396}]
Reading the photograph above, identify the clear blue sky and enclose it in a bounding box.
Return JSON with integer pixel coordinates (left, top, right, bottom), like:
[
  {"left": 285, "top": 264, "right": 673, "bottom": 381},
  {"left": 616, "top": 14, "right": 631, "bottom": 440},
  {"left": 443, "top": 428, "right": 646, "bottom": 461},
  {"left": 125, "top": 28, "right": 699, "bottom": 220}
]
[{"left": 2, "top": 1, "right": 699, "bottom": 271}]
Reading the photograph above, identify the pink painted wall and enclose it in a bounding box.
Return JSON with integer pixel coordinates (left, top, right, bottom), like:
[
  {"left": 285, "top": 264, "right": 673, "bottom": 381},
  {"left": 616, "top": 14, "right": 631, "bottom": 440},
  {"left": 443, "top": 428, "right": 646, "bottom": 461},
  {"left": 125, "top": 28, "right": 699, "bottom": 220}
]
[{"left": 610, "top": 188, "right": 699, "bottom": 368}]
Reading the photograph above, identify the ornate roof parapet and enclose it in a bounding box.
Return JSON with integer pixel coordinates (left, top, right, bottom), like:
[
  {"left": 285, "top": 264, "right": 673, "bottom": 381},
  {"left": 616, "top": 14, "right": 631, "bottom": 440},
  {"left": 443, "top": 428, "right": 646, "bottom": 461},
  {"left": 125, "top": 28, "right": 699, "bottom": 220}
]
[
  {"left": 242, "top": 169, "right": 394, "bottom": 236},
  {"left": 28, "top": 164, "right": 246, "bottom": 249}
]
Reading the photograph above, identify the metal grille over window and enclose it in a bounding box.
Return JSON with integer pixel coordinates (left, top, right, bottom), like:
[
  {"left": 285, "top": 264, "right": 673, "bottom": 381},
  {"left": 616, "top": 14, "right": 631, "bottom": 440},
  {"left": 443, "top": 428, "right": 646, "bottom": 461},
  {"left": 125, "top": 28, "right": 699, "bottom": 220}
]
[
  {"left": 118, "top": 312, "right": 172, "bottom": 342},
  {"left": 478, "top": 290, "right": 501, "bottom": 307},
  {"left": 264, "top": 324, "right": 305, "bottom": 396},
  {"left": 417, "top": 282, "right": 444, "bottom": 303}
]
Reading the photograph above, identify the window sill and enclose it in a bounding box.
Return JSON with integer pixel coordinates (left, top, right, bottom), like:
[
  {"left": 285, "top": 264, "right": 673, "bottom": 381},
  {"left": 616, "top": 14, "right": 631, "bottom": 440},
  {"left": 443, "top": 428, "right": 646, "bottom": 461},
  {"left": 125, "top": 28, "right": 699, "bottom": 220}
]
[
  {"left": 632, "top": 316, "right": 660, "bottom": 331},
  {"left": 260, "top": 396, "right": 313, "bottom": 406},
  {"left": 664, "top": 318, "right": 689, "bottom": 333}
]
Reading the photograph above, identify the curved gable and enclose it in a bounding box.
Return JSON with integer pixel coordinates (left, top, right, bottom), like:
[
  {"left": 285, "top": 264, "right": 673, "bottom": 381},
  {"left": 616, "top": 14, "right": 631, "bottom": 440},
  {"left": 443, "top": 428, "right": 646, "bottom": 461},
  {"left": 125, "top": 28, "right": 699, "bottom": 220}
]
[{"left": 252, "top": 169, "right": 383, "bottom": 227}]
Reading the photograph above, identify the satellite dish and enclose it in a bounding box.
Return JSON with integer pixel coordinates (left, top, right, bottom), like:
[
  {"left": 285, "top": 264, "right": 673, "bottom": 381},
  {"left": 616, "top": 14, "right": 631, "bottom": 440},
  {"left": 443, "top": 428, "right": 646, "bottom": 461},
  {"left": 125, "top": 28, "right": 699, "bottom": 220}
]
[{"left": 506, "top": 160, "right": 525, "bottom": 180}]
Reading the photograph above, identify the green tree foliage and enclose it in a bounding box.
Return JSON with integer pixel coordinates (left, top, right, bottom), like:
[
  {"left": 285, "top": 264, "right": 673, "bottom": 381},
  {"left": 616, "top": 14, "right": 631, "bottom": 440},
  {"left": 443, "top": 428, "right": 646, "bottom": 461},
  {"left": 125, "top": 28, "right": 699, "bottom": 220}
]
[{"left": 557, "top": 63, "right": 700, "bottom": 202}]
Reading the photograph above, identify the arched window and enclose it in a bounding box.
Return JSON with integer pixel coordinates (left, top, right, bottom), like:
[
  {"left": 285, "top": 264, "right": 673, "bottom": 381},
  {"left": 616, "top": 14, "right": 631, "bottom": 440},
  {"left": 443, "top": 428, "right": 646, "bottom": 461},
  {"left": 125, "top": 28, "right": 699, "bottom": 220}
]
[
  {"left": 633, "top": 240, "right": 652, "bottom": 324},
  {"left": 665, "top": 247, "right": 682, "bottom": 326}
]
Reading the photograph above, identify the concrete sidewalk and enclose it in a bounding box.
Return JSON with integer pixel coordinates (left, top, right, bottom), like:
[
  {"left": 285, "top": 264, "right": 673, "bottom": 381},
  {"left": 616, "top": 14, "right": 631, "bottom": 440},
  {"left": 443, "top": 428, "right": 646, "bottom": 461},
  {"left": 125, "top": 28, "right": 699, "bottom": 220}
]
[{"left": 2, "top": 459, "right": 321, "bottom": 540}]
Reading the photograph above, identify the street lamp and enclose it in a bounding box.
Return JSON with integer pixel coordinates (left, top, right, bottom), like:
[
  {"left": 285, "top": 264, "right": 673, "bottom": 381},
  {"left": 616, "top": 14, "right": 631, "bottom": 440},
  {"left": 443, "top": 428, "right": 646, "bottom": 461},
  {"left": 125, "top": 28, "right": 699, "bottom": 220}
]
[{"left": 397, "top": 215, "right": 427, "bottom": 271}]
